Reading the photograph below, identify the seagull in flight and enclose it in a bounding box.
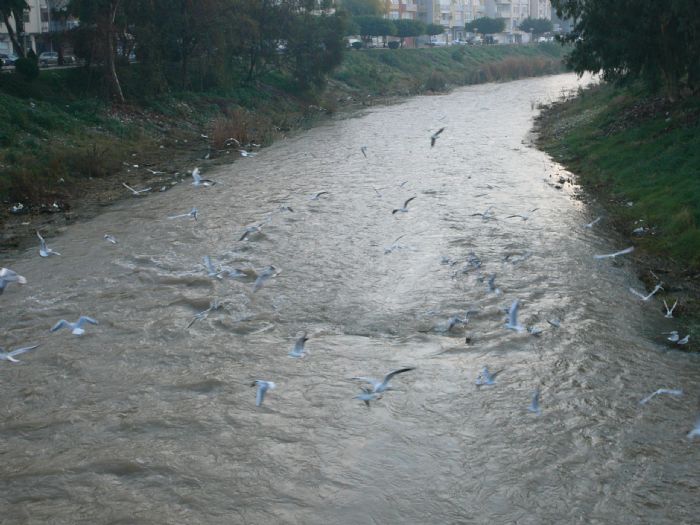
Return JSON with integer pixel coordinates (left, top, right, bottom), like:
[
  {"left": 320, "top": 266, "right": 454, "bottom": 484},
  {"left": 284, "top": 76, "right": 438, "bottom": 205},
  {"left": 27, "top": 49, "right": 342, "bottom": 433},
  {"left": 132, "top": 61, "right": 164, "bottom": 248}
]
[
  {"left": 688, "top": 418, "right": 700, "bottom": 440},
  {"left": 0, "top": 267, "right": 27, "bottom": 295},
  {"left": 187, "top": 299, "right": 221, "bottom": 328},
  {"left": 169, "top": 207, "right": 198, "bottom": 220},
  {"left": 584, "top": 216, "right": 602, "bottom": 228},
  {"left": 629, "top": 283, "right": 663, "bottom": 301},
  {"left": 309, "top": 191, "right": 329, "bottom": 201},
  {"left": 239, "top": 149, "right": 257, "bottom": 157},
  {"left": 528, "top": 388, "right": 541, "bottom": 415},
  {"left": 191, "top": 167, "right": 216, "bottom": 187},
  {"left": 202, "top": 256, "right": 244, "bottom": 279},
  {"left": 36, "top": 231, "right": 60, "bottom": 257},
  {"left": 351, "top": 367, "right": 414, "bottom": 394},
  {"left": 471, "top": 206, "right": 494, "bottom": 221},
  {"left": 663, "top": 299, "right": 678, "bottom": 318},
  {"left": 239, "top": 223, "right": 264, "bottom": 241},
  {"left": 506, "top": 208, "right": 539, "bottom": 221},
  {"left": 354, "top": 386, "right": 381, "bottom": 407},
  {"left": 360, "top": 146, "right": 368, "bottom": 158},
  {"left": 50, "top": 316, "right": 98, "bottom": 336},
  {"left": 392, "top": 196, "right": 416, "bottom": 214},
  {"left": 639, "top": 388, "right": 683, "bottom": 405},
  {"left": 288, "top": 331, "right": 309, "bottom": 358},
  {"left": 487, "top": 274, "right": 501, "bottom": 294},
  {"left": 122, "top": 182, "right": 152, "bottom": 196},
  {"left": 104, "top": 234, "right": 118, "bottom": 244},
  {"left": 430, "top": 127, "right": 445, "bottom": 147},
  {"left": 593, "top": 246, "right": 634, "bottom": 259},
  {"left": 251, "top": 380, "right": 275, "bottom": 406},
  {"left": 505, "top": 299, "right": 525, "bottom": 332},
  {"left": 475, "top": 366, "right": 503, "bottom": 386},
  {"left": 253, "top": 265, "right": 279, "bottom": 292},
  {"left": 0, "top": 344, "right": 39, "bottom": 363}
]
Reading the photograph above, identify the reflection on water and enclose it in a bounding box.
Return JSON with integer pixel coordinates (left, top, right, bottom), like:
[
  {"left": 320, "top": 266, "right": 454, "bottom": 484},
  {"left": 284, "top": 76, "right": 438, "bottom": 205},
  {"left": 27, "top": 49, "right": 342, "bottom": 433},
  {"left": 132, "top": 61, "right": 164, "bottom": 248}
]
[{"left": 2, "top": 74, "right": 699, "bottom": 524}]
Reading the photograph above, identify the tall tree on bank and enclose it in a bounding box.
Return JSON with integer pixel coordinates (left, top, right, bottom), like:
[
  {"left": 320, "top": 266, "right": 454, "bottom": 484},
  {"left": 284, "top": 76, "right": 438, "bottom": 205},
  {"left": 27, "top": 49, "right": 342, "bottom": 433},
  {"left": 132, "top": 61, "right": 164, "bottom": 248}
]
[
  {"left": 394, "top": 19, "right": 425, "bottom": 48},
  {"left": 465, "top": 17, "right": 505, "bottom": 36},
  {"left": 69, "top": 0, "right": 125, "bottom": 103},
  {"left": 338, "top": 0, "right": 384, "bottom": 16},
  {"left": 552, "top": 0, "right": 700, "bottom": 101},
  {"left": 0, "top": 0, "right": 28, "bottom": 57},
  {"left": 518, "top": 17, "right": 553, "bottom": 37}
]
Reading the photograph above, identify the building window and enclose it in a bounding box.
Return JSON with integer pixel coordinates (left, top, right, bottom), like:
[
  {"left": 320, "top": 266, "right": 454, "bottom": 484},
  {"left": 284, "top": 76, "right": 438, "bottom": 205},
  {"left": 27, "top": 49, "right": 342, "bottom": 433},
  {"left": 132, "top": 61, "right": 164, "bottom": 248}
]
[
  {"left": 41, "top": 8, "right": 49, "bottom": 22},
  {"left": 23, "top": 10, "right": 30, "bottom": 23}
]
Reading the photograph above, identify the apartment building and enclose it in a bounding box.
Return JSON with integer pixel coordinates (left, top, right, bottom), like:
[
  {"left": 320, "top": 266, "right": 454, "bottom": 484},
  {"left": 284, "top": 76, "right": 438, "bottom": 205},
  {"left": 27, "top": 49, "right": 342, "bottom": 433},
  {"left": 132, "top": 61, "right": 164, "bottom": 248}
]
[
  {"left": 0, "top": 0, "right": 74, "bottom": 56},
  {"left": 386, "top": 0, "right": 419, "bottom": 20},
  {"left": 417, "top": 0, "right": 470, "bottom": 43}
]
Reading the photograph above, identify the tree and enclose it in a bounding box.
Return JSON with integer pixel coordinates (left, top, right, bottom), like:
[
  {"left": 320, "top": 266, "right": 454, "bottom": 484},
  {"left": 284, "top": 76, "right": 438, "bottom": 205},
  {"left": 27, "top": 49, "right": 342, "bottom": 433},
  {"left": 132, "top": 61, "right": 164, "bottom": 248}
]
[
  {"left": 394, "top": 19, "right": 425, "bottom": 48},
  {"left": 353, "top": 15, "right": 395, "bottom": 44},
  {"left": 518, "top": 17, "right": 553, "bottom": 36},
  {"left": 425, "top": 23, "right": 445, "bottom": 39},
  {"left": 0, "top": 0, "right": 28, "bottom": 57},
  {"left": 465, "top": 17, "right": 505, "bottom": 35},
  {"left": 69, "top": 0, "right": 126, "bottom": 103},
  {"left": 552, "top": 0, "right": 700, "bottom": 101}
]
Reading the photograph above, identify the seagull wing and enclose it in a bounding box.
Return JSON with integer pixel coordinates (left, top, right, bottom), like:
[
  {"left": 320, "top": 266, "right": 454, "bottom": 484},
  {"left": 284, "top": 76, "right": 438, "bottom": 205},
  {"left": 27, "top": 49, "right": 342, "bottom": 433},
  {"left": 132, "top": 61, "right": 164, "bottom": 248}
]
[
  {"left": 203, "top": 256, "right": 216, "bottom": 274},
  {"left": 255, "top": 384, "right": 266, "bottom": 406},
  {"left": 381, "top": 367, "right": 415, "bottom": 387},
  {"left": 50, "top": 320, "right": 69, "bottom": 332},
  {"left": 8, "top": 344, "right": 39, "bottom": 357},
  {"left": 629, "top": 287, "right": 647, "bottom": 300},
  {"left": 403, "top": 196, "right": 417, "bottom": 208},
  {"left": 350, "top": 376, "right": 379, "bottom": 388},
  {"left": 77, "top": 316, "right": 98, "bottom": 326},
  {"left": 613, "top": 246, "right": 635, "bottom": 257},
  {"left": 508, "top": 300, "right": 520, "bottom": 326}
]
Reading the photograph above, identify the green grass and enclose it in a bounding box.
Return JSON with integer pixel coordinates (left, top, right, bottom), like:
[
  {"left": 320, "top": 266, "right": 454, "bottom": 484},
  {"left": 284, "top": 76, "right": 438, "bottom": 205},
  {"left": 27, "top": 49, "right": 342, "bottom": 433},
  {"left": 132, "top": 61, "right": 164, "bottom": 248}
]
[
  {"left": 537, "top": 83, "right": 700, "bottom": 268},
  {"left": 0, "top": 44, "right": 567, "bottom": 206}
]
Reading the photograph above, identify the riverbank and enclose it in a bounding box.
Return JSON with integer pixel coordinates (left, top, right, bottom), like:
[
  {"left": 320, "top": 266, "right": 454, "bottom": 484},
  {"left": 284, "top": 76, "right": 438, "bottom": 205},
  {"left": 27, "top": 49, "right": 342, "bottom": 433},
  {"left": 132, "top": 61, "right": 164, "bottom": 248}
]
[
  {"left": 535, "top": 82, "right": 700, "bottom": 340},
  {"left": 0, "top": 44, "right": 565, "bottom": 252}
]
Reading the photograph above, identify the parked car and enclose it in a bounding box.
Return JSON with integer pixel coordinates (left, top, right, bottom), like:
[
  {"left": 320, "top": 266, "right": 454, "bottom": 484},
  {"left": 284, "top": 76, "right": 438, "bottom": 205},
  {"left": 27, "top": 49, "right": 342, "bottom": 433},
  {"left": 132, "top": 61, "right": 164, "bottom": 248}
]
[
  {"left": 0, "top": 52, "right": 18, "bottom": 67},
  {"left": 62, "top": 54, "right": 77, "bottom": 65},
  {"left": 39, "top": 51, "right": 59, "bottom": 67}
]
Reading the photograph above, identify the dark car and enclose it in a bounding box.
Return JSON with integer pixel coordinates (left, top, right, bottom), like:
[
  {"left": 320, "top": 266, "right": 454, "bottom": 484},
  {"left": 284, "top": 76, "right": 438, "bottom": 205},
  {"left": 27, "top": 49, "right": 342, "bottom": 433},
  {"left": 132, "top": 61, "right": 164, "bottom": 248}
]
[{"left": 0, "top": 52, "right": 18, "bottom": 67}]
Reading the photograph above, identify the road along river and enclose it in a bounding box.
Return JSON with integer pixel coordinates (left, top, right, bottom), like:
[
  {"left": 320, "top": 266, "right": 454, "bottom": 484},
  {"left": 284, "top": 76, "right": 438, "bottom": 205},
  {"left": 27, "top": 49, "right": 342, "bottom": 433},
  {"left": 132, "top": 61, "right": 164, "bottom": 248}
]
[{"left": 1, "top": 73, "right": 699, "bottom": 524}]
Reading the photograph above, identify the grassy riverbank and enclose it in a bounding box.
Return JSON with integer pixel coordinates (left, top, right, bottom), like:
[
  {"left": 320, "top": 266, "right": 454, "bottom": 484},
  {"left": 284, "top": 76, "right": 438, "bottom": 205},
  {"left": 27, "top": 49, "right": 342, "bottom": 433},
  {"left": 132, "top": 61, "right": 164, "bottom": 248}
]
[
  {"left": 0, "top": 44, "right": 565, "bottom": 249},
  {"left": 536, "top": 82, "right": 700, "bottom": 336}
]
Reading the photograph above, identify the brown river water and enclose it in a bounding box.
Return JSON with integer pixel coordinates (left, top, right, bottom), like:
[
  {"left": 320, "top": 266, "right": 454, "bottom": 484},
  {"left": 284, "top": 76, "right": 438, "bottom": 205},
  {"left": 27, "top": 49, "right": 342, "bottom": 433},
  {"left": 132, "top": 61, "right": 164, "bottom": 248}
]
[{"left": 2, "top": 73, "right": 699, "bottom": 524}]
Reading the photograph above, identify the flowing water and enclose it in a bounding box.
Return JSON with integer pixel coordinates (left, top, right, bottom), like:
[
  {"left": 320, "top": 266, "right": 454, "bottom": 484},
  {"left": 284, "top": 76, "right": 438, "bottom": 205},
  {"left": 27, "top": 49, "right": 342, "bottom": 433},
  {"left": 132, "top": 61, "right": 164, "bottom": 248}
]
[{"left": 2, "top": 74, "right": 699, "bottom": 524}]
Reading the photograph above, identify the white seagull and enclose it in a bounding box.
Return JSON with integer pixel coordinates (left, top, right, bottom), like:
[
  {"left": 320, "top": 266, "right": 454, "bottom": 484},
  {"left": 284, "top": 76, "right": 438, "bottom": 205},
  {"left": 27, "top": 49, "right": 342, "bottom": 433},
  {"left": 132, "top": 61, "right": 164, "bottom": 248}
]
[
  {"left": 663, "top": 299, "right": 678, "bottom": 318},
  {"left": 629, "top": 283, "right": 663, "bottom": 301},
  {"left": 36, "top": 231, "right": 61, "bottom": 257},
  {"left": 593, "top": 246, "right": 634, "bottom": 259},
  {"left": 0, "top": 267, "right": 27, "bottom": 295},
  {"left": 251, "top": 380, "right": 276, "bottom": 406},
  {"left": 528, "top": 388, "right": 541, "bottom": 415},
  {"left": 104, "top": 234, "right": 118, "bottom": 244},
  {"left": 310, "top": 191, "right": 330, "bottom": 201},
  {"left": 288, "top": 331, "right": 309, "bottom": 358},
  {"left": 639, "top": 388, "right": 683, "bottom": 405},
  {"left": 475, "top": 366, "right": 503, "bottom": 386},
  {"left": 584, "top": 216, "right": 602, "bottom": 228},
  {"left": 505, "top": 299, "right": 525, "bottom": 332},
  {"left": 430, "top": 127, "right": 445, "bottom": 147},
  {"left": 122, "top": 182, "right": 152, "bottom": 196},
  {"left": 191, "top": 167, "right": 216, "bottom": 187},
  {"left": 50, "top": 316, "right": 98, "bottom": 336},
  {"left": 392, "top": 196, "right": 416, "bottom": 214},
  {"left": 471, "top": 206, "right": 494, "bottom": 221},
  {"left": 688, "top": 418, "right": 700, "bottom": 440},
  {"left": 169, "top": 207, "right": 198, "bottom": 220},
  {"left": 487, "top": 274, "right": 501, "bottom": 294},
  {"left": 354, "top": 386, "right": 381, "bottom": 407},
  {"left": 351, "top": 367, "right": 415, "bottom": 394},
  {"left": 253, "top": 265, "right": 278, "bottom": 292},
  {"left": 506, "top": 208, "right": 539, "bottom": 221},
  {"left": 239, "top": 223, "right": 264, "bottom": 241},
  {"left": 239, "top": 149, "right": 257, "bottom": 157},
  {"left": 0, "top": 344, "right": 39, "bottom": 363},
  {"left": 360, "top": 146, "right": 368, "bottom": 158}
]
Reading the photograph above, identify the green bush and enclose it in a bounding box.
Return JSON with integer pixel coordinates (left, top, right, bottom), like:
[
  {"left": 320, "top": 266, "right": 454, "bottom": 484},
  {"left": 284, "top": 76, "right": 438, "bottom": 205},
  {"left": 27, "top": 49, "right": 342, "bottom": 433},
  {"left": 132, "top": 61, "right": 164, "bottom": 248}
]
[
  {"left": 14, "top": 58, "right": 39, "bottom": 82},
  {"left": 388, "top": 41, "right": 399, "bottom": 49},
  {"left": 425, "top": 71, "right": 447, "bottom": 92}
]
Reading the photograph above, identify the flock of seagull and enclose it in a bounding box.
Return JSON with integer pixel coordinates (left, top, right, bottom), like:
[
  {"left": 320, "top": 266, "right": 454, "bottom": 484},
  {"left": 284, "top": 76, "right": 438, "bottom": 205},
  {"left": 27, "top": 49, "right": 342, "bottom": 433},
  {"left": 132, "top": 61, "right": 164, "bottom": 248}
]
[{"left": 1, "top": 126, "right": 699, "bottom": 440}]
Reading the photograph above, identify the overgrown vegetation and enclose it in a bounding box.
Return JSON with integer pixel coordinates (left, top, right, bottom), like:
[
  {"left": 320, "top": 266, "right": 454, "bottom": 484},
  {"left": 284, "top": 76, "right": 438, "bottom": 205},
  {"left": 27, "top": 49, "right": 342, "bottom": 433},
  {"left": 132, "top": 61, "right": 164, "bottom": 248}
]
[
  {"left": 536, "top": 82, "right": 700, "bottom": 269},
  {"left": 0, "top": 44, "right": 566, "bottom": 215}
]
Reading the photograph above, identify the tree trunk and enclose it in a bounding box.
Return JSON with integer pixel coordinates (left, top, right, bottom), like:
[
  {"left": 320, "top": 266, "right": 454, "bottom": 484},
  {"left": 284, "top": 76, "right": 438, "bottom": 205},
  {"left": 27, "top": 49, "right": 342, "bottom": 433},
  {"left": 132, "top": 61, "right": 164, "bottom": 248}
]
[
  {"left": 106, "top": 1, "right": 125, "bottom": 103},
  {"left": 2, "top": 11, "right": 25, "bottom": 57}
]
